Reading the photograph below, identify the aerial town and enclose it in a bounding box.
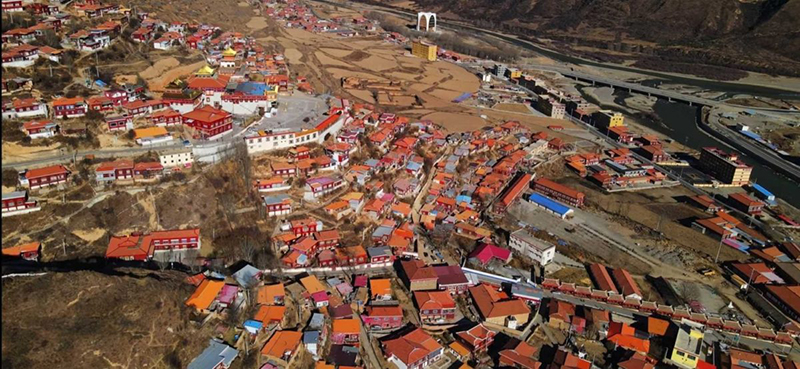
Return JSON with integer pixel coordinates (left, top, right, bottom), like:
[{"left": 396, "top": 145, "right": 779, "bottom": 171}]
[{"left": 2, "top": 0, "right": 800, "bottom": 368}]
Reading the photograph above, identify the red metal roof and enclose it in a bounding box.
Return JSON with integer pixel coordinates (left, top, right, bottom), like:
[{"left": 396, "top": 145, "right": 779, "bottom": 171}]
[
  {"left": 534, "top": 177, "right": 584, "bottom": 200},
  {"left": 588, "top": 263, "right": 618, "bottom": 293},
  {"left": 25, "top": 164, "right": 70, "bottom": 179}
]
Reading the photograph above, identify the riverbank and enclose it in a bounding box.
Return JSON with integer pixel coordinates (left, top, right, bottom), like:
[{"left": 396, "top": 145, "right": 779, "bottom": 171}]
[{"left": 697, "top": 109, "right": 800, "bottom": 184}]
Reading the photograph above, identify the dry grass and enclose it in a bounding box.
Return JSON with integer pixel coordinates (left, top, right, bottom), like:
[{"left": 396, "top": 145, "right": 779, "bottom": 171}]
[{"left": 1, "top": 270, "right": 208, "bottom": 369}]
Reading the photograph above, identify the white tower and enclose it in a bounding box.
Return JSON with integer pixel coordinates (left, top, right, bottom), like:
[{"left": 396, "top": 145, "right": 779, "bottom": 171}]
[{"left": 416, "top": 12, "right": 437, "bottom": 32}]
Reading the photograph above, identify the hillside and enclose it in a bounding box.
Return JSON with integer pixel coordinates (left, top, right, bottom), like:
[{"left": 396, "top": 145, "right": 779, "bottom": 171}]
[
  {"left": 1, "top": 270, "right": 208, "bottom": 369},
  {"left": 370, "top": 0, "right": 800, "bottom": 77}
]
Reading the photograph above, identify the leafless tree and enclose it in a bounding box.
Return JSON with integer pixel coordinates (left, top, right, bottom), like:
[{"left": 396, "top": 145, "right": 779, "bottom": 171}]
[
  {"left": 219, "top": 192, "right": 237, "bottom": 232},
  {"left": 233, "top": 142, "right": 254, "bottom": 201},
  {"left": 242, "top": 235, "right": 256, "bottom": 264},
  {"left": 186, "top": 253, "right": 203, "bottom": 274},
  {"left": 156, "top": 249, "right": 174, "bottom": 271}
]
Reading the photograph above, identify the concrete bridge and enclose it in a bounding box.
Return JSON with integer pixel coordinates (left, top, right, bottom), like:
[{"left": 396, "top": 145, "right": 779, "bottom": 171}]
[
  {"left": 529, "top": 64, "right": 722, "bottom": 108},
  {"left": 526, "top": 64, "right": 800, "bottom": 115}
]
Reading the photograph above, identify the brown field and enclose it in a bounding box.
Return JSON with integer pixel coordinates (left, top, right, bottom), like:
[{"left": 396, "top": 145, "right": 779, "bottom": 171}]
[
  {"left": 346, "top": 89, "right": 376, "bottom": 103},
  {"left": 246, "top": 16, "right": 268, "bottom": 30},
  {"left": 315, "top": 51, "right": 352, "bottom": 67},
  {"left": 147, "top": 61, "right": 207, "bottom": 92},
  {"left": 493, "top": 103, "right": 533, "bottom": 114},
  {"left": 422, "top": 112, "right": 487, "bottom": 132},
  {"left": 2, "top": 141, "right": 62, "bottom": 164},
  {"left": 272, "top": 23, "right": 481, "bottom": 118},
  {"left": 139, "top": 57, "right": 181, "bottom": 80}
]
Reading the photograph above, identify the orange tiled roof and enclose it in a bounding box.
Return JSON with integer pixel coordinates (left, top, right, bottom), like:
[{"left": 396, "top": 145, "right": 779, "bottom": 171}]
[
  {"left": 257, "top": 283, "right": 285, "bottom": 305},
  {"left": 1, "top": 242, "right": 40, "bottom": 256},
  {"left": 254, "top": 305, "right": 286, "bottom": 323},
  {"left": 261, "top": 330, "right": 302, "bottom": 358},
  {"left": 185, "top": 279, "right": 225, "bottom": 310},
  {"left": 332, "top": 318, "right": 360, "bottom": 334}
]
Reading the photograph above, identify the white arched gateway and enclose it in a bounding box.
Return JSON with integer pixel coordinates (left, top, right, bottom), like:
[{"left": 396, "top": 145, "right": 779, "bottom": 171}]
[{"left": 417, "top": 12, "right": 437, "bottom": 32}]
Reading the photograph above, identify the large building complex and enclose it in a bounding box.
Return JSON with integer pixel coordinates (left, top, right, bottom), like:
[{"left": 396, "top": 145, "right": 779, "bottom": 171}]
[
  {"left": 411, "top": 40, "right": 437, "bottom": 61},
  {"left": 698, "top": 147, "right": 752, "bottom": 186},
  {"left": 245, "top": 112, "right": 346, "bottom": 155}
]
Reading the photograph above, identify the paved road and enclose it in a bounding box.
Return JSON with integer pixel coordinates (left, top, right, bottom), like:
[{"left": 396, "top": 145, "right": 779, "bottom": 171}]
[{"left": 704, "top": 114, "right": 800, "bottom": 182}]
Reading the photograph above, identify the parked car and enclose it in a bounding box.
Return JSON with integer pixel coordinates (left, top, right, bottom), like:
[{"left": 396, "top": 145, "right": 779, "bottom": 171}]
[{"left": 697, "top": 268, "right": 716, "bottom": 276}]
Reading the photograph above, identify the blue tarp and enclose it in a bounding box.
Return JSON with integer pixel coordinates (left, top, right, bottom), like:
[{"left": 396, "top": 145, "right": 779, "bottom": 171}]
[
  {"left": 528, "top": 193, "right": 571, "bottom": 216},
  {"left": 723, "top": 238, "right": 750, "bottom": 253},
  {"left": 452, "top": 92, "right": 472, "bottom": 103},
  {"left": 95, "top": 80, "right": 107, "bottom": 88}
]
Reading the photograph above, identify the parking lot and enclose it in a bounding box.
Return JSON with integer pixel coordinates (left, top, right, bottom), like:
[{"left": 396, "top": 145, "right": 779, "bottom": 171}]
[{"left": 244, "top": 93, "right": 328, "bottom": 136}]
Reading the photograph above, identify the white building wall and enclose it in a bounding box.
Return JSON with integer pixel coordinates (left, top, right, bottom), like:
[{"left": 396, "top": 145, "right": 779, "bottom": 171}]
[
  {"left": 219, "top": 99, "right": 271, "bottom": 116},
  {"left": 509, "top": 234, "right": 556, "bottom": 266},
  {"left": 258, "top": 184, "right": 291, "bottom": 193},
  {"left": 168, "top": 101, "right": 199, "bottom": 114},
  {"left": 2, "top": 57, "right": 37, "bottom": 68},
  {"left": 245, "top": 114, "right": 346, "bottom": 155},
  {"left": 159, "top": 151, "right": 193, "bottom": 168},
  {"left": 1, "top": 206, "right": 41, "bottom": 217},
  {"left": 15, "top": 104, "right": 49, "bottom": 119},
  {"left": 28, "top": 129, "right": 57, "bottom": 139},
  {"left": 137, "top": 135, "right": 174, "bottom": 146},
  {"left": 267, "top": 208, "right": 292, "bottom": 217}
]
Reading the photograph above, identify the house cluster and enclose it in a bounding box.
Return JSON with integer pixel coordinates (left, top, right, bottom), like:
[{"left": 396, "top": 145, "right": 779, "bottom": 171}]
[
  {"left": 263, "top": 0, "right": 376, "bottom": 37},
  {"left": 538, "top": 273, "right": 798, "bottom": 344},
  {"left": 539, "top": 291, "right": 800, "bottom": 369},
  {"left": 181, "top": 251, "right": 530, "bottom": 369},
  {"left": 2, "top": 1, "right": 131, "bottom": 68},
  {"left": 566, "top": 147, "right": 675, "bottom": 191},
  {"left": 689, "top": 200, "right": 769, "bottom": 252},
  {"left": 726, "top": 244, "right": 800, "bottom": 331},
  {"left": 105, "top": 228, "right": 201, "bottom": 262},
  {"left": 413, "top": 122, "right": 551, "bottom": 234},
  {"left": 4, "top": 6, "right": 302, "bottom": 149}
]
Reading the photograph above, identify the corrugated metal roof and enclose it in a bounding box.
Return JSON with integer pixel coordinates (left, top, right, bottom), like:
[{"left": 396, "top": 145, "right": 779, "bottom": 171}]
[{"left": 528, "top": 193, "right": 571, "bottom": 215}]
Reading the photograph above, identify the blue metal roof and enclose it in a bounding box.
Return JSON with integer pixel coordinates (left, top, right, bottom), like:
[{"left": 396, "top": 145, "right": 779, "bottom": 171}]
[
  {"left": 243, "top": 320, "right": 263, "bottom": 331},
  {"left": 752, "top": 183, "right": 774, "bottom": 199},
  {"left": 740, "top": 130, "right": 763, "bottom": 141},
  {"left": 236, "top": 81, "right": 267, "bottom": 96},
  {"left": 528, "top": 193, "right": 571, "bottom": 215},
  {"left": 605, "top": 159, "right": 627, "bottom": 173}
]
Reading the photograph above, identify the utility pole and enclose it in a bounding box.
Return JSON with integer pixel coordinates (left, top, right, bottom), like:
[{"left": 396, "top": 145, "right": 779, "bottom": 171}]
[
  {"left": 714, "top": 237, "right": 724, "bottom": 264},
  {"left": 745, "top": 267, "right": 756, "bottom": 293}
]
